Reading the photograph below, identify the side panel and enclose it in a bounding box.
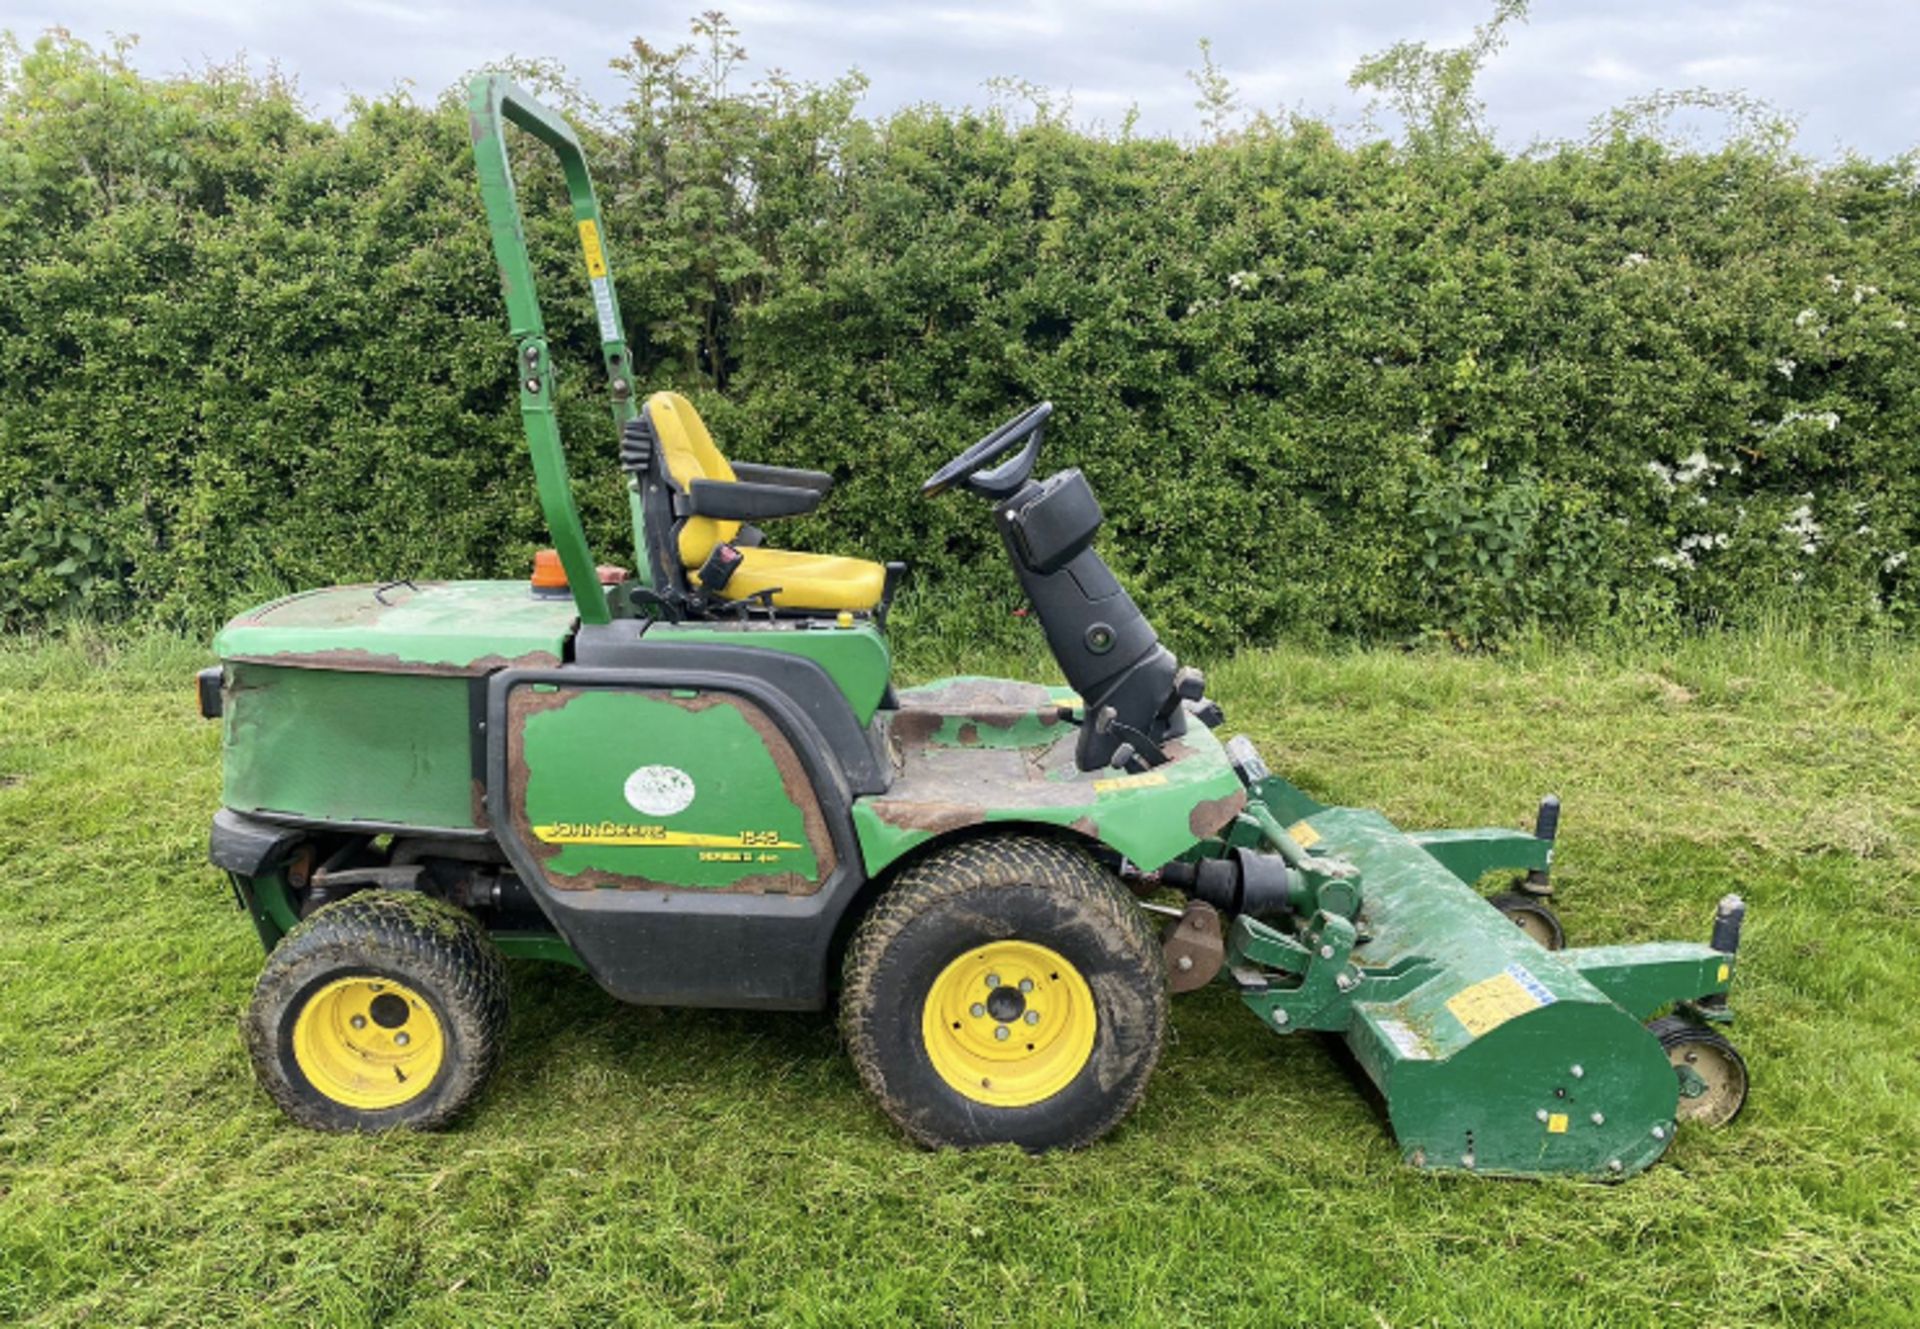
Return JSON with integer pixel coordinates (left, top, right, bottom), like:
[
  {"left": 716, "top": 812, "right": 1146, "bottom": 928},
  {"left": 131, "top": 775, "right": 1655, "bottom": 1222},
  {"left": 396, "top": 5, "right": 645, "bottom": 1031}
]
[
  {"left": 222, "top": 663, "right": 480, "bottom": 832},
  {"left": 487, "top": 663, "right": 871, "bottom": 1009},
  {"left": 509, "top": 686, "right": 834, "bottom": 893}
]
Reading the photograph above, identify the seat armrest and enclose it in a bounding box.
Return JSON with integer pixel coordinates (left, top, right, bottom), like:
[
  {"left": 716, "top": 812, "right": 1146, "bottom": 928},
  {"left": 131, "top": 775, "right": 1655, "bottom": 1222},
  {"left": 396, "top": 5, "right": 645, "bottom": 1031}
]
[
  {"left": 681, "top": 478, "right": 824, "bottom": 521},
  {"left": 729, "top": 461, "right": 834, "bottom": 494}
]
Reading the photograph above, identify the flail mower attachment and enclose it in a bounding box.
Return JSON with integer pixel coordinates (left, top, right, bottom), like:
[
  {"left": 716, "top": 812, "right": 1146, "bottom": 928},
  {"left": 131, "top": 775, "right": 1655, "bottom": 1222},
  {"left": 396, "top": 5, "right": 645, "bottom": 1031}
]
[{"left": 1160, "top": 740, "right": 1747, "bottom": 1179}]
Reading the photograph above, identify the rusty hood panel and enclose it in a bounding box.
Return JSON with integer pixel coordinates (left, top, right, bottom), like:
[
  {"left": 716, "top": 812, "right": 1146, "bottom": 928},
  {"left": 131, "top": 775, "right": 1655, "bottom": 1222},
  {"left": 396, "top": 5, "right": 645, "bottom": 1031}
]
[
  {"left": 852, "top": 676, "right": 1245, "bottom": 875},
  {"left": 216, "top": 580, "right": 576, "bottom": 676}
]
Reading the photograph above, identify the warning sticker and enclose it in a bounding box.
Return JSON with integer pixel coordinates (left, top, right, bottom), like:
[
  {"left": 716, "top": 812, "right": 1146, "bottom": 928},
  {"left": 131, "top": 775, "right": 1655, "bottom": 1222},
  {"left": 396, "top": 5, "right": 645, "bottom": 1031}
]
[
  {"left": 578, "top": 219, "right": 608, "bottom": 277},
  {"left": 1288, "top": 820, "right": 1321, "bottom": 849},
  {"left": 1093, "top": 771, "right": 1169, "bottom": 794},
  {"left": 1547, "top": 1112, "right": 1569, "bottom": 1134},
  {"left": 589, "top": 276, "right": 620, "bottom": 343},
  {"left": 1445, "top": 963, "right": 1557, "bottom": 1037}
]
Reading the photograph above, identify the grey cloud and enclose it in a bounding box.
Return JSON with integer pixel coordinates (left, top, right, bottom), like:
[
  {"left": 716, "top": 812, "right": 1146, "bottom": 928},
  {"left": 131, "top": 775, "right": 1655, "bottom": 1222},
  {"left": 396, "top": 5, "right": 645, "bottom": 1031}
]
[{"left": 7, "top": 0, "right": 1916, "bottom": 157}]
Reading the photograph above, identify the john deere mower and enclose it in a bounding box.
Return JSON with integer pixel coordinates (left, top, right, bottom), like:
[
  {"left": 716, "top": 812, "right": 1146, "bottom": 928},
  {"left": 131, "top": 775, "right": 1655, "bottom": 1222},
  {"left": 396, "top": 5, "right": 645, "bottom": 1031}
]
[{"left": 200, "top": 76, "right": 1750, "bottom": 1174}]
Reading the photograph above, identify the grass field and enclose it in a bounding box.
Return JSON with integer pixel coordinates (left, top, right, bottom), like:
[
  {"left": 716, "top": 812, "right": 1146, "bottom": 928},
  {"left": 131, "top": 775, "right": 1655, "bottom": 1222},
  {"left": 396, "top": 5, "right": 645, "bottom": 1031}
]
[{"left": 1, "top": 628, "right": 1917, "bottom": 1327}]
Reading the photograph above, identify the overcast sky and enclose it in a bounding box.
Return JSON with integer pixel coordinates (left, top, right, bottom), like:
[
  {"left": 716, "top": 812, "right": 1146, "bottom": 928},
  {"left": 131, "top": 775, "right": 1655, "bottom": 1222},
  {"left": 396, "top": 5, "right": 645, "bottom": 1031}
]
[{"left": 13, "top": 0, "right": 1920, "bottom": 158}]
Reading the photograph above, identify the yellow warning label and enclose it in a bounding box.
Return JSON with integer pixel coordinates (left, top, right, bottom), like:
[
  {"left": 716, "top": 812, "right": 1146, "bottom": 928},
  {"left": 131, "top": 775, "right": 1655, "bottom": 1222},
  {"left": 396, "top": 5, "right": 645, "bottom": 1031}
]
[
  {"left": 1717, "top": 962, "right": 1731, "bottom": 983},
  {"left": 1547, "top": 1113, "right": 1569, "bottom": 1134},
  {"left": 578, "top": 219, "right": 608, "bottom": 278},
  {"left": 533, "top": 822, "right": 799, "bottom": 850},
  {"left": 1093, "top": 771, "right": 1169, "bottom": 794},
  {"left": 1444, "top": 970, "right": 1546, "bottom": 1037},
  {"left": 1288, "top": 820, "right": 1321, "bottom": 849}
]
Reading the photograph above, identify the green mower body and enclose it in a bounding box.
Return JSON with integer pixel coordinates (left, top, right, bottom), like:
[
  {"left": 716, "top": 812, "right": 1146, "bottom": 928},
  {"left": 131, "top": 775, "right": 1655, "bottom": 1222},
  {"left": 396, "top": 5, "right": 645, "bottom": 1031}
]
[{"left": 204, "top": 76, "right": 1749, "bottom": 1174}]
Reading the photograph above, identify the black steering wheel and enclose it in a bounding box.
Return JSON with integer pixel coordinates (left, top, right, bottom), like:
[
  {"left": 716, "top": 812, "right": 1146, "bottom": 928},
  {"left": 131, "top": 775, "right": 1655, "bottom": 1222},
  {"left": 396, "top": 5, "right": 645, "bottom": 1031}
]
[{"left": 920, "top": 401, "right": 1053, "bottom": 499}]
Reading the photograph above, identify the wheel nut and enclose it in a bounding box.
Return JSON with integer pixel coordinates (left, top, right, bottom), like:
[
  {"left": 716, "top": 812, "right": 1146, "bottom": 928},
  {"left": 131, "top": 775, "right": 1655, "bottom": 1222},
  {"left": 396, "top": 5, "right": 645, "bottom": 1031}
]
[
  {"left": 994, "top": 1026, "right": 1010, "bottom": 1041},
  {"left": 970, "top": 1003, "right": 985, "bottom": 1018},
  {"left": 1590, "top": 1111, "right": 1605, "bottom": 1126},
  {"left": 395, "top": 1032, "right": 411, "bottom": 1047},
  {"left": 1536, "top": 1109, "right": 1549, "bottom": 1122},
  {"left": 1024, "top": 1010, "right": 1039, "bottom": 1025},
  {"left": 986, "top": 974, "right": 1001, "bottom": 988},
  {"left": 350, "top": 1015, "right": 367, "bottom": 1030},
  {"left": 1570, "top": 1064, "right": 1585, "bottom": 1079},
  {"left": 1018, "top": 978, "right": 1033, "bottom": 993},
  {"left": 1652, "top": 1125, "right": 1667, "bottom": 1140}
]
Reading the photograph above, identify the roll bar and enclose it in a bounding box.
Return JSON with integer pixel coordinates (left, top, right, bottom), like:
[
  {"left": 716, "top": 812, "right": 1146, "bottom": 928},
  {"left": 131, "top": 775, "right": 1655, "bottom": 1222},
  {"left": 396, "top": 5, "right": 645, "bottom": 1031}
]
[{"left": 468, "top": 74, "right": 646, "bottom": 624}]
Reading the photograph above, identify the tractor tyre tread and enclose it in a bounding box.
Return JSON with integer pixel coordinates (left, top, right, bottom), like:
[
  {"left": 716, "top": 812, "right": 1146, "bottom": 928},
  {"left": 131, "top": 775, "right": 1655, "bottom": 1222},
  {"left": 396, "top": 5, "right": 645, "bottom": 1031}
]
[{"left": 841, "top": 834, "right": 1167, "bottom": 1151}]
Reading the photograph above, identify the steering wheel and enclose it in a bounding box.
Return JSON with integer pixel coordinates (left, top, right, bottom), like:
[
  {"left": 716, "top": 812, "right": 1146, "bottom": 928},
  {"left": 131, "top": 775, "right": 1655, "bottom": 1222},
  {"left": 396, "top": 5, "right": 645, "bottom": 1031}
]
[{"left": 920, "top": 401, "right": 1053, "bottom": 499}]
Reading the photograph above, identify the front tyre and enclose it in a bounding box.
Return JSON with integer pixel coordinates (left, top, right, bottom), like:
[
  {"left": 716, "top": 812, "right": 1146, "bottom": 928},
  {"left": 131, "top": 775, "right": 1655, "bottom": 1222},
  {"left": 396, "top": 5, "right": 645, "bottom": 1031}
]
[
  {"left": 841, "top": 836, "right": 1167, "bottom": 1151},
  {"left": 243, "top": 892, "right": 510, "bottom": 1132}
]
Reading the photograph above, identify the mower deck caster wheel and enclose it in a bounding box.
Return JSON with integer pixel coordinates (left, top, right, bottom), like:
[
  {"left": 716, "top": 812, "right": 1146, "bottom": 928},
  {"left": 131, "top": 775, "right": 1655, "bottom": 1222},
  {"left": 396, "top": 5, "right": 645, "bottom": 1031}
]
[
  {"left": 1648, "top": 1014, "right": 1749, "bottom": 1127},
  {"left": 841, "top": 835, "right": 1167, "bottom": 1152},
  {"left": 243, "top": 891, "right": 510, "bottom": 1132},
  {"left": 1486, "top": 891, "right": 1564, "bottom": 950}
]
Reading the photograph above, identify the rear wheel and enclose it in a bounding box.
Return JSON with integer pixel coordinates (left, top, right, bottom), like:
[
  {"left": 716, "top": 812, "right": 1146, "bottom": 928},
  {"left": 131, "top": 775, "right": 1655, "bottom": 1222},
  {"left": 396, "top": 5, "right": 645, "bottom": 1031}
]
[
  {"left": 841, "top": 836, "right": 1167, "bottom": 1151},
  {"left": 1486, "top": 890, "right": 1565, "bottom": 950},
  {"left": 1649, "top": 1014, "right": 1749, "bottom": 1126},
  {"left": 244, "top": 892, "right": 509, "bottom": 1131}
]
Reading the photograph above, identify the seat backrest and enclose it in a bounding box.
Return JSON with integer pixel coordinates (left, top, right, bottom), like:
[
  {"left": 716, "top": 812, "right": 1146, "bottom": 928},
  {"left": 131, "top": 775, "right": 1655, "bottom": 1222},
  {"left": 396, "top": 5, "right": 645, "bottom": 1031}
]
[{"left": 645, "top": 391, "right": 739, "bottom": 566}]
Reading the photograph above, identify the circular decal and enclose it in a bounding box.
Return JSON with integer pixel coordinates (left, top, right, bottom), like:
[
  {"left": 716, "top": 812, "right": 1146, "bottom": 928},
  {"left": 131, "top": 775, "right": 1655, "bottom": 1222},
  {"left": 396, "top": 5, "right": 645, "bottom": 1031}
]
[{"left": 623, "top": 764, "right": 696, "bottom": 817}]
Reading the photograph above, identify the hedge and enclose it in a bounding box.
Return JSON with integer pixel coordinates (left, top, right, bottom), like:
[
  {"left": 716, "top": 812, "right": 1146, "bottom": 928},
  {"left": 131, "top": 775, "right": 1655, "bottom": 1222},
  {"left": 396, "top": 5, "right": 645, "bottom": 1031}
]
[{"left": 3, "top": 29, "right": 1918, "bottom": 649}]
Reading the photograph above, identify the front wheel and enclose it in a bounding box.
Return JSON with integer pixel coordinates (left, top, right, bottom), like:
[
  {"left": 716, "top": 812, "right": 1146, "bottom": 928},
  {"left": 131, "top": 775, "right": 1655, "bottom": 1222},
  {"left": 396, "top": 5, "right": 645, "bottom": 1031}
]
[
  {"left": 243, "top": 892, "right": 510, "bottom": 1132},
  {"left": 841, "top": 836, "right": 1167, "bottom": 1151}
]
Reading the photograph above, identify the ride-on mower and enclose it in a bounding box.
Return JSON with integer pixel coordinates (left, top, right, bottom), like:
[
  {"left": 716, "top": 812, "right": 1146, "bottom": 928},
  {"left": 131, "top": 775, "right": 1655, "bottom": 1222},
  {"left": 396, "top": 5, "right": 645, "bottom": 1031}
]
[{"left": 201, "top": 76, "right": 1750, "bottom": 1175}]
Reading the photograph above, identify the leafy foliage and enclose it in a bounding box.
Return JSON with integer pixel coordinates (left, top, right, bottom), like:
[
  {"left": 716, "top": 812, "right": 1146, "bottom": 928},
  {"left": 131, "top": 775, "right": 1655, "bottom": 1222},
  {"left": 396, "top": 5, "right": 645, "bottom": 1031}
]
[{"left": 2, "top": 23, "right": 1918, "bottom": 648}]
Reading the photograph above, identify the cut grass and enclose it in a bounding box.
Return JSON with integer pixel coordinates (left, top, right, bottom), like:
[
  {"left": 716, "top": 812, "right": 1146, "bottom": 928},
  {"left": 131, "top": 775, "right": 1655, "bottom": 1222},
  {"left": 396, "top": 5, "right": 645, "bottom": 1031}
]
[{"left": 1, "top": 627, "right": 1917, "bottom": 1326}]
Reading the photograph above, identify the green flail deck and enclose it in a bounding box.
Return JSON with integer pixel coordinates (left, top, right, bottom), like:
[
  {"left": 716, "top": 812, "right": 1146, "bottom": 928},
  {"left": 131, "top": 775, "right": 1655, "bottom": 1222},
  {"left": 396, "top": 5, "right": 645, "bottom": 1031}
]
[{"left": 1226, "top": 792, "right": 1733, "bottom": 1179}]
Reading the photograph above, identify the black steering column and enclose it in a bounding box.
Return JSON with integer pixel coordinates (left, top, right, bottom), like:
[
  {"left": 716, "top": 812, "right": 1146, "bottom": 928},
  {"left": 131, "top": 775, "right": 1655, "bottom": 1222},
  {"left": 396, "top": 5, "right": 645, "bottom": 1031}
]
[{"left": 922, "top": 403, "right": 1218, "bottom": 773}]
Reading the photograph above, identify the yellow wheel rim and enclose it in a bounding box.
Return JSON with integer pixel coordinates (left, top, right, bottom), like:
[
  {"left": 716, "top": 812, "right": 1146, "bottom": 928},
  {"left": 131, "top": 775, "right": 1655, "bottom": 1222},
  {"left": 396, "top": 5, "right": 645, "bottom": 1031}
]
[
  {"left": 291, "top": 976, "right": 445, "bottom": 1111},
  {"left": 921, "top": 940, "right": 1096, "bottom": 1108}
]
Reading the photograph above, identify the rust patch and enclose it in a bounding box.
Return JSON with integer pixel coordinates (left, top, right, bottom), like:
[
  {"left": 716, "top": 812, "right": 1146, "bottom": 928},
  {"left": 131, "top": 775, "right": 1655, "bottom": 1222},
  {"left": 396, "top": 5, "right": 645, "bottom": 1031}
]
[
  {"left": 538, "top": 867, "right": 814, "bottom": 895},
  {"left": 1188, "top": 788, "right": 1248, "bottom": 840},
  {"left": 898, "top": 678, "right": 1056, "bottom": 711},
  {"left": 469, "top": 778, "right": 491, "bottom": 831},
  {"left": 1070, "top": 815, "right": 1099, "bottom": 838},
  {"left": 866, "top": 801, "right": 986, "bottom": 836},
  {"left": 224, "top": 648, "right": 561, "bottom": 678},
  {"left": 889, "top": 709, "right": 943, "bottom": 746},
  {"left": 955, "top": 721, "right": 980, "bottom": 746}
]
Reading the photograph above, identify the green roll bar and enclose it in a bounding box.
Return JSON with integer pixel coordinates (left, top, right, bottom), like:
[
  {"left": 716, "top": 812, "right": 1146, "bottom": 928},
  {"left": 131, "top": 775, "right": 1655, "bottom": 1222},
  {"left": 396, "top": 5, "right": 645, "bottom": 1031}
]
[{"left": 467, "top": 73, "right": 651, "bottom": 624}]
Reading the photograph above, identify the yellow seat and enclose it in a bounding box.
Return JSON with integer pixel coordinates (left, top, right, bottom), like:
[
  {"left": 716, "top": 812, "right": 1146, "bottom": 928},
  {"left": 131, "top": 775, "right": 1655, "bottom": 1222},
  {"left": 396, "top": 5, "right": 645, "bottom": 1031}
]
[{"left": 645, "top": 391, "right": 887, "bottom": 613}]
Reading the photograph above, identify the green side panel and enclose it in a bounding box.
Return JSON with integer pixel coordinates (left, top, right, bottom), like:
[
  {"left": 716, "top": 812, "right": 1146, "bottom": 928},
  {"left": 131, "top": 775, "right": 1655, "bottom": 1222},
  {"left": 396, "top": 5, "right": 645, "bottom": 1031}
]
[
  {"left": 217, "top": 580, "right": 576, "bottom": 674},
  {"left": 1406, "top": 827, "right": 1552, "bottom": 885},
  {"left": 646, "top": 621, "right": 892, "bottom": 725},
  {"left": 1566, "top": 942, "right": 1734, "bottom": 1020},
  {"left": 1270, "top": 804, "right": 1684, "bottom": 1177},
  {"left": 223, "top": 664, "right": 478, "bottom": 830},
  {"left": 514, "top": 687, "right": 826, "bottom": 891},
  {"left": 851, "top": 676, "right": 1245, "bottom": 876}
]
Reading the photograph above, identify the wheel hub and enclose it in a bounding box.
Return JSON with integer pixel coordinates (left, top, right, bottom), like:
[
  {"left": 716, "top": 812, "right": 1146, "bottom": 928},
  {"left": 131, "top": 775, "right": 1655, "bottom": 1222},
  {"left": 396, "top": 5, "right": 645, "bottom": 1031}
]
[
  {"left": 921, "top": 940, "right": 1096, "bottom": 1108},
  {"left": 292, "top": 975, "right": 445, "bottom": 1110}
]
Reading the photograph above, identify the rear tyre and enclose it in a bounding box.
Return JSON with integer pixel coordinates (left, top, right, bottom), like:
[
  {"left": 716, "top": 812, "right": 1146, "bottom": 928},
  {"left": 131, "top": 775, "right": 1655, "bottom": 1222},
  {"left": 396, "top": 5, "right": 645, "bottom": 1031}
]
[
  {"left": 243, "top": 891, "right": 510, "bottom": 1132},
  {"left": 1648, "top": 1014, "right": 1749, "bottom": 1127},
  {"left": 1487, "top": 891, "right": 1565, "bottom": 950},
  {"left": 841, "top": 836, "right": 1167, "bottom": 1151}
]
